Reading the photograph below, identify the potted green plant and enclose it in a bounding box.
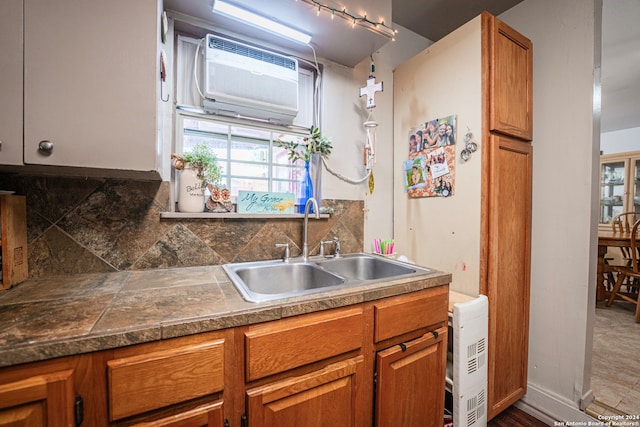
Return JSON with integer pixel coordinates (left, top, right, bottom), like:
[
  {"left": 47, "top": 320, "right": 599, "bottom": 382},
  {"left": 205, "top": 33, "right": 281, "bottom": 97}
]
[
  {"left": 171, "top": 143, "right": 222, "bottom": 212},
  {"left": 275, "top": 126, "right": 333, "bottom": 163}
]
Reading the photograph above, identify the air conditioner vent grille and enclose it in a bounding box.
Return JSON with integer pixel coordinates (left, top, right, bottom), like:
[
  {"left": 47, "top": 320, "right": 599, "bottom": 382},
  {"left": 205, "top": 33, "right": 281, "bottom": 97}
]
[{"left": 208, "top": 36, "right": 297, "bottom": 71}]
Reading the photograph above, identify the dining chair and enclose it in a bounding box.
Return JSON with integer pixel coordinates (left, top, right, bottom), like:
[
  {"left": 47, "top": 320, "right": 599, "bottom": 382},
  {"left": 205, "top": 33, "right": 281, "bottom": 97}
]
[
  {"left": 601, "top": 212, "right": 640, "bottom": 292},
  {"left": 611, "top": 212, "right": 640, "bottom": 263},
  {"left": 610, "top": 212, "right": 640, "bottom": 290},
  {"left": 606, "top": 218, "right": 640, "bottom": 322}
]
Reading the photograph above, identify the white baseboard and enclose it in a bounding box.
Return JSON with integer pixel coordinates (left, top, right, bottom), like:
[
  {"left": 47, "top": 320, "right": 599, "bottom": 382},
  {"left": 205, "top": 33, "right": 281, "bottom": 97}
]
[{"left": 517, "top": 383, "right": 598, "bottom": 425}]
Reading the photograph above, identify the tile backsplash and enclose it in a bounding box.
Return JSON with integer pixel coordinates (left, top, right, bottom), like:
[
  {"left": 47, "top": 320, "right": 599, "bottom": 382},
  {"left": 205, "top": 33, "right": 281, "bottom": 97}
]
[{"left": 0, "top": 174, "right": 364, "bottom": 279}]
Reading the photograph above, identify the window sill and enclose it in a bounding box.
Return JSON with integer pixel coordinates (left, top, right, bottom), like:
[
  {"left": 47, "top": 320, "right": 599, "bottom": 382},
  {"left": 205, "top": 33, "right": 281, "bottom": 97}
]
[{"left": 160, "top": 212, "right": 331, "bottom": 219}]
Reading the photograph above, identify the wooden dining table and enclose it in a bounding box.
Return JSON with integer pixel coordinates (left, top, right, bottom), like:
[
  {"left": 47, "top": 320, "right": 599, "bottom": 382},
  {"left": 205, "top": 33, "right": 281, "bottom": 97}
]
[{"left": 596, "top": 229, "right": 634, "bottom": 301}]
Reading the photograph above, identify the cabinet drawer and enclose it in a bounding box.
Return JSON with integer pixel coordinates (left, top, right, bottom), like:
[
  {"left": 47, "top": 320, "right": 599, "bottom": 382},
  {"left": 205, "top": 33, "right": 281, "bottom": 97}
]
[
  {"left": 374, "top": 286, "right": 448, "bottom": 343},
  {"left": 107, "top": 339, "right": 225, "bottom": 421},
  {"left": 128, "top": 401, "right": 224, "bottom": 427},
  {"left": 245, "top": 307, "right": 363, "bottom": 381}
]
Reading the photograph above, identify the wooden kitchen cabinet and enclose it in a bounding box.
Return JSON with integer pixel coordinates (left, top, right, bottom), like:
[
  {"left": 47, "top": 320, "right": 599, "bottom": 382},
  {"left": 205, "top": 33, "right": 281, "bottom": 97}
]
[
  {"left": 0, "top": 333, "right": 229, "bottom": 426},
  {"left": 393, "top": 11, "right": 532, "bottom": 421},
  {"left": 376, "top": 327, "right": 448, "bottom": 427},
  {"left": 243, "top": 287, "right": 448, "bottom": 427},
  {"left": 0, "top": 359, "right": 77, "bottom": 426},
  {"left": 15, "top": 0, "right": 162, "bottom": 177},
  {"left": 116, "top": 401, "right": 225, "bottom": 427},
  {"left": 0, "top": 284, "right": 450, "bottom": 427},
  {"left": 246, "top": 356, "right": 365, "bottom": 427},
  {"left": 372, "top": 286, "right": 449, "bottom": 427},
  {"left": 243, "top": 306, "right": 367, "bottom": 426},
  {"left": 481, "top": 13, "right": 533, "bottom": 419},
  {"left": 102, "top": 331, "right": 230, "bottom": 426},
  {"left": 487, "top": 13, "right": 533, "bottom": 141},
  {"left": 373, "top": 286, "right": 448, "bottom": 344},
  {"left": 482, "top": 133, "right": 532, "bottom": 419},
  {"left": 244, "top": 307, "right": 364, "bottom": 382}
]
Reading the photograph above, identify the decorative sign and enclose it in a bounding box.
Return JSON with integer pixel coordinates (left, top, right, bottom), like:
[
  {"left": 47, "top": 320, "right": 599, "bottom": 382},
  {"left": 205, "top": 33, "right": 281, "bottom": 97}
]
[{"left": 237, "top": 191, "right": 296, "bottom": 214}]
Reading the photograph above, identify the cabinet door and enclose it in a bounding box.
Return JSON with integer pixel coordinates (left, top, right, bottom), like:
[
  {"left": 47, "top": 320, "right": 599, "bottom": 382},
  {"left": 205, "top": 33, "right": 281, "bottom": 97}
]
[
  {"left": 375, "top": 327, "right": 447, "bottom": 427},
  {"left": 599, "top": 157, "right": 628, "bottom": 225},
  {"left": 598, "top": 153, "right": 640, "bottom": 228},
  {"left": 630, "top": 156, "right": 640, "bottom": 214},
  {"left": 246, "top": 356, "right": 364, "bottom": 427},
  {"left": 484, "top": 134, "right": 532, "bottom": 419},
  {"left": 0, "top": 370, "right": 75, "bottom": 426},
  {"left": 486, "top": 14, "right": 533, "bottom": 141},
  {"left": 0, "top": 0, "right": 24, "bottom": 165},
  {"left": 23, "top": 0, "right": 159, "bottom": 172}
]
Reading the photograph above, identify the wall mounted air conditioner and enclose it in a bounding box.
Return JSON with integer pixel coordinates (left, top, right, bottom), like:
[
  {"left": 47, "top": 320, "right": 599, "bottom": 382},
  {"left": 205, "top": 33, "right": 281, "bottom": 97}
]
[{"left": 203, "top": 34, "right": 299, "bottom": 124}]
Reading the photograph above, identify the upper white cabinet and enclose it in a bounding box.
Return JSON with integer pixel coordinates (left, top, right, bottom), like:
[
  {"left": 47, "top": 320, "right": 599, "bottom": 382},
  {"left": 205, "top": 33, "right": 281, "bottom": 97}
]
[
  {"left": 9, "top": 0, "right": 163, "bottom": 178},
  {"left": 0, "top": 0, "right": 25, "bottom": 166}
]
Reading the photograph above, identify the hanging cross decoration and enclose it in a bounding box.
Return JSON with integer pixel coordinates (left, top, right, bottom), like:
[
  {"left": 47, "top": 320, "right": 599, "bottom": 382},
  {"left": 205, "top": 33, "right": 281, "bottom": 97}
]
[{"left": 359, "top": 76, "right": 383, "bottom": 109}]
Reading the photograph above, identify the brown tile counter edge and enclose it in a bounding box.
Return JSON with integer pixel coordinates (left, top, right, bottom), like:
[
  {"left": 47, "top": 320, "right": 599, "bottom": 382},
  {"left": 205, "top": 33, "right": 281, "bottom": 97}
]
[{"left": 0, "top": 265, "right": 451, "bottom": 368}]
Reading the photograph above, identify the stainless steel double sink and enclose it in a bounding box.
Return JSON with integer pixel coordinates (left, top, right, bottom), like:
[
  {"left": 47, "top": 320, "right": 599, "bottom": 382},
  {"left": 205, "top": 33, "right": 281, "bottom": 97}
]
[{"left": 223, "top": 253, "right": 430, "bottom": 303}]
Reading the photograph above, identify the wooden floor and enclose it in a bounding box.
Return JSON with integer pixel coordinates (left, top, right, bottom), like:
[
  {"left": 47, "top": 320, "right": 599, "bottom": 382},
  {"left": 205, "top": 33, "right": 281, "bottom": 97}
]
[{"left": 488, "top": 406, "right": 549, "bottom": 426}]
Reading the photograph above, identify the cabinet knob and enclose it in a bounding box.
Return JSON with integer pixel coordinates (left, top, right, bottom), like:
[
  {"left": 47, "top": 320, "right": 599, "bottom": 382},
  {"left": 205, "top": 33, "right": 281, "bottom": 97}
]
[{"left": 38, "top": 140, "right": 54, "bottom": 154}]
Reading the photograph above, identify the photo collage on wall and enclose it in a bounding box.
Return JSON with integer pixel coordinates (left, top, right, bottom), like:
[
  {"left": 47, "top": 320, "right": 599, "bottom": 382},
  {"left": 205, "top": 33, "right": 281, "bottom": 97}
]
[{"left": 404, "top": 115, "right": 457, "bottom": 198}]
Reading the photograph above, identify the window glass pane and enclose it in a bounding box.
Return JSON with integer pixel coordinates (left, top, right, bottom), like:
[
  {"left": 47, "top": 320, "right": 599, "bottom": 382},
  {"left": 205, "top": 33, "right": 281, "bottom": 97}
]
[
  {"left": 232, "top": 177, "right": 269, "bottom": 193},
  {"left": 231, "top": 125, "right": 270, "bottom": 140},
  {"left": 272, "top": 146, "right": 294, "bottom": 165},
  {"left": 229, "top": 162, "right": 269, "bottom": 178},
  {"left": 272, "top": 179, "right": 300, "bottom": 194},
  {"left": 272, "top": 164, "right": 303, "bottom": 180},
  {"left": 183, "top": 124, "right": 228, "bottom": 160},
  {"left": 231, "top": 140, "right": 268, "bottom": 163},
  {"left": 177, "top": 113, "right": 307, "bottom": 203}
]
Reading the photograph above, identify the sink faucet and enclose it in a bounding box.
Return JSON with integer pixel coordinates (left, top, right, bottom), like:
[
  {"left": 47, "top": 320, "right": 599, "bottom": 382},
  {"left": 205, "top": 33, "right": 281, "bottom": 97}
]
[
  {"left": 302, "top": 197, "right": 319, "bottom": 261},
  {"left": 320, "top": 236, "right": 341, "bottom": 258},
  {"left": 333, "top": 236, "right": 341, "bottom": 258},
  {"left": 275, "top": 243, "right": 290, "bottom": 262}
]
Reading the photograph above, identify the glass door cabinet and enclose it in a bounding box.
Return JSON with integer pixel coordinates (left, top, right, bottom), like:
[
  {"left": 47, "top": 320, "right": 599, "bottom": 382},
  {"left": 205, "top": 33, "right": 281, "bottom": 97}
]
[{"left": 599, "top": 151, "right": 640, "bottom": 228}]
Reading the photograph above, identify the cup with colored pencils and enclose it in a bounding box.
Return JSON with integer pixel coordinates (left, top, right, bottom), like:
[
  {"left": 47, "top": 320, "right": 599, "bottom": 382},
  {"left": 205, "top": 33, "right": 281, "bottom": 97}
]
[{"left": 373, "top": 238, "right": 395, "bottom": 257}]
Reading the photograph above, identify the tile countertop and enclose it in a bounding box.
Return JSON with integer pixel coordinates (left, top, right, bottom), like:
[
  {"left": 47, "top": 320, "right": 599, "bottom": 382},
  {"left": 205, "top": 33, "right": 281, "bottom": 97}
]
[{"left": 0, "top": 264, "right": 451, "bottom": 369}]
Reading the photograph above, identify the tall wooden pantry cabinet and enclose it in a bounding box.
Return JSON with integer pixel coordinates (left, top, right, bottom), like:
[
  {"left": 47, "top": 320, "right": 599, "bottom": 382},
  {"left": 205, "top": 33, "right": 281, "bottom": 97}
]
[{"left": 393, "top": 11, "right": 532, "bottom": 420}]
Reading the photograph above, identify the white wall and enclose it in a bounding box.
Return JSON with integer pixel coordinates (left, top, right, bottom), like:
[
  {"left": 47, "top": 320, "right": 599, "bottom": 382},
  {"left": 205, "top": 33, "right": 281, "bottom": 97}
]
[
  {"left": 392, "top": 17, "right": 484, "bottom": 296},
  {"left": 601, "top": 126, "right": 640, "bottom": 154},
  {"left": 499, "top": 0, "right": 600, "bottom": 422},
  {"left": 319, "top": 26, "right": 430, "bottom": 251}
]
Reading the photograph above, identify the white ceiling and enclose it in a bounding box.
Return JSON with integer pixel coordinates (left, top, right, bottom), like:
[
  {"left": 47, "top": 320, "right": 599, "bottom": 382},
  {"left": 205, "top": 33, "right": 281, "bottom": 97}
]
[
  {"left": 164, "top": 0, "right": 392, "bottom": 67},
  {"left": 392, "top": 0, "right": 524, "bottom": 41},
  {"left": 163, "top": 0, "right": 640, "bottom": 133}
]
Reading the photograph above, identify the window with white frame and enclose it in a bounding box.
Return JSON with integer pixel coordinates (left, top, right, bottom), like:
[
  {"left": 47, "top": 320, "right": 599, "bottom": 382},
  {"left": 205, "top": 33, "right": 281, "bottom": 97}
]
[
  {"left": 177, "top": 113, "right": 309, "bottom": 202},
  {"left": 174, "top": 34, "right": 318, "bottom": 204}
]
